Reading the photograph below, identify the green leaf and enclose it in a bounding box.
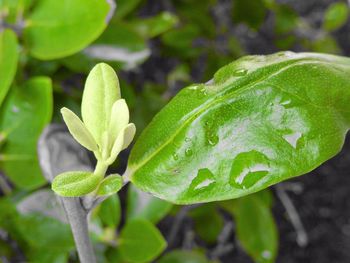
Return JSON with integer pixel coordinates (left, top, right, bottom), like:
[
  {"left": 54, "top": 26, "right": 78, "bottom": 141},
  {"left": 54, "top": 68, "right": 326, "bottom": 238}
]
[
  {"left": 23, "top": 0, "right": 112, "bottom": 59},
  {"left": 60, "top": 107, "right": 98, "bottom": 151},
  {"left": 190, "top": 204, "right": 224, "bottom": 244},
  {"left": 52, "top": 171, "right": 101, "bottom": 197},
  {"left": 109, "top": 99, "right": 129, "bottom": 143},
  {"left": 0, "top": 77, "right": 52, "bottom": 189},
  {"left": 130, "top": 12, "right": 179, "bottom": 39},
  {"left": 119, "top": 219, "right": 167, "bottom": 263},
  {"left": 98, "top": 194, "right": 121, "bottom": 228},
  {"left": 158, "top": 250, "right": 211, "bottom": 263},
  {"left": 114, "top": 0, "right": 142, "bottom": 19},
  {"left": 232, "top": 0, "right": 267, "bottom": 30},
  {"left": 0, "top": 29, "right": 18, "bottom": 106},
  {"left": 323, "top": 2, "right": 349, "bottom": 32},
  {"left": 126, "top": 185, "right": 172, "bottom": 224},
  {"left": 96, "top": 174, "right": 123, "bottom": 196},
  {"left": 228, "top": 195, "right": 278, "bottom": 263},
  {"left": 127, "top": 52, "right": 350, "bottom": 204},
  {"left": 82, "top": 63, "right": 120, "bottom": 146}
]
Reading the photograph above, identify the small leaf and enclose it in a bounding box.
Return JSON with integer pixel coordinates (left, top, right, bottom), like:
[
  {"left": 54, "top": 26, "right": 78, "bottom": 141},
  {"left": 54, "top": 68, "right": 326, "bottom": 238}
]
[
  {"left": 23, "top": 0, "right": 112, "bottom": 59},
  {"left": 323, "top": 2, "right": 349, "bottom": 31},
  {"left": 0, "top": 29, "right": 18, "bottom": 106},
  {"left": 52, "top": 171, "right": 101, "bottom": 197},
  {"left": 122, "top": 123, "right": 136, "bottom": 149},
  {"left": 98, "top": 194, "right": 121, "bottom": 228},
  {"left": 97, "top": 174, "right": 123, "bottom": 196},
  {"left": 109, "top": 99, "right": 129, "bottom": 143},
  {"left": 82, "top": 63, "right": 120, "bottom": 146},
  {"left": 227, "top": 195, "right": 278, "bottom": 263},
  {"left": 119, "top": 219, "right": 167, "bottom": 263},
  {"left": 158, "top": 250, "right": 211, "bottom": 263},
  {"left": 61, "top": 107, "right": 98, "bottom": 151},
  {"left": 108, "top": 123, "right": 136, "bottom": 163}
]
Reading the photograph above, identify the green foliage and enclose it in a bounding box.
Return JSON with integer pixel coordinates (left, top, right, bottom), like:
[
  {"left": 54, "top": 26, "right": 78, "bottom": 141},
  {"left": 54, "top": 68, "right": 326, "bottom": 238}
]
[
  {"left": 52, "top": 171, "right": 102, "bottom": 197},
  {"left": 222, "top": 192, "right": 278, "bottom": 263},
  {"left": 233, "top": 0, "right": 267, "bottom": 30},
  {"left": 126, "top": 185, "right": 173, "bottom": 224},
  {"left": 0, "top": 29, "right": 18, "bottom": 106},
  {"left": 118, "top": 219, "right": 167, "bottom": 263},
  {"left": 323, "top": 2, "right": 349, "bottom": 31},
  {"left": 97, "top": 174, "right": 123, "bottom": 196},
  {"left": 98, "top": 194, "right": 121, "bottom": 228},
  {"left": 128, "top": 52, "right": 350, "bottom": 204},
  {"left": 158, "top": 250, "right": 211, "bottom": 263},
  {"left": 0, "top": 77, "right": 52, "bottom": 189},
  {"left": 23, "top": 0, "right": 112, "bottom": 59}
]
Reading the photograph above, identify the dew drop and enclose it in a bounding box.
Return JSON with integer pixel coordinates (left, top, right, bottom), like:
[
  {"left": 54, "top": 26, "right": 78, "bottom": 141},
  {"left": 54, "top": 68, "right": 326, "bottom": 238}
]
[
  {"left": 199, "top": 87, "right": 208, "bottom": 96},
  {"left": 185, "top": 148, "right": 193, "bottom": 157},
  {"left": 185, "top": 137, "right": 191, "bottom": 142},
  {"left": 261, "top": 250, "right": 272, "bottom": 259},
  {"left": 173, "top": 153, "right": 179, "bottom": 160},
  {"left": 207, "top": 134, "right": 219, "bottom": 146},
  {"left": 229, "top": 151, "right": 270, "bottom": 189},
  {"left": 189, "top": 168, "right": 216, "bottom": 192},
  {"left": 283, "top": 132, "right": 302, "bottom": 149},
  {"left": 233, "top": 68, "right": 248, "bottom": 77}
]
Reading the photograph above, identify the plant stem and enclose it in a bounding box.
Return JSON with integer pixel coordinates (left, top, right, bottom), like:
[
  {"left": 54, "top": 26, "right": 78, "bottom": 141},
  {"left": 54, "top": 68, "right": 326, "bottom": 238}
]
[{"left": 61, "top": 197, "right": 96, "bottom": 263}]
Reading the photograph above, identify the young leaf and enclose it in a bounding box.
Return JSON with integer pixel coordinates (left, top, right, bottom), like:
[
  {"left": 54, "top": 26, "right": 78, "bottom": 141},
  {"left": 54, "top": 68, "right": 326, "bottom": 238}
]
[
  {"left": 23, "top": 0, "right": 113, "bottom": 59},
  {"left": 0, "top": 29, "right": 18, "bottom": 106},
  {"left": 52, "top": 171, "right": 101, "bottom": 197},
  {"left": 98, "top": 194, "right": 121, "bottom": 228},
  {"left": 226, "top": 195, "right": 278, "bottom": 263},
  {"left": 0, "top": 77, "right": 52, "bottom": 189},
  {"left": 61, "top": 107, "right": 98, "bottom": 151},
  {"left": 82, "top": 63, "right": 120, "bottom": 146},
  {"left": 119, "top": 219, "right": 167, "bottom": 263},
  {"left": 127, "top": 52, "right": 350, "bottom": 204},
  {"left": 96, "top": 174, "right": 123, "bottom": 196},
  {"left": 109, "top": 99, "right": 129, "bottom": 143},
  {"left": 108, "top": 123, "right": 136, "bottom": 163}
]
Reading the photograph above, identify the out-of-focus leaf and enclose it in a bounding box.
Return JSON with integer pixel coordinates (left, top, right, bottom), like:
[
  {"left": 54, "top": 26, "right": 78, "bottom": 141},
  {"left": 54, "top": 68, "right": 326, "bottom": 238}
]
[
  {"left": 119, "top": 219, "right": 167, "bottom": 263},
  {"left": 190, "top": 204, "right": 224, "bottom": 244},
  {"left": 0, "top": 29, "right": 18, "bottom": 106},
  {"left": 126, "top": 185, "right": 172, "bottom": 224},
  {"left": 228, "top": 195, "right": 278, "bottom": 263},
  {"left": 130, "top": 12, "right": 179, "bottom": 38},
  {"left": 97, "top": 174, "right": 123, "bottom": 196},
  {"left": 0, "top": 77, "right": 52, "bottom": 189},
  {"left": 23, "top": 0, "right": 113, "bottom": 59},
  {"left": 323, "top": 2, "right": 349, "bottom": 32},
  {"left": 233, "top": 0, "right": 267, "bottom": 30},
  {"left": 0, "top": 0, "right": 32, "bottom": 23},
  {"left": 128, "top": 52, "right": 350, "bottom": 204},
  {"left": 114, "top": 0, "right": 142, "bottom": 19},
  {"left": 98, "top": 194, "right": 121, "bottom": 228},
  {"left": 274, "top": 5, "right": 299, "bottom": 34},
  {"left": 310, "top": 35, "right": 341, "bottom": 54},
  {"left": 52, "top": 171, "right": 101, "bottom": 197},
  {"left": 158, "top": 250, "right": 211, "bottom": 263}
]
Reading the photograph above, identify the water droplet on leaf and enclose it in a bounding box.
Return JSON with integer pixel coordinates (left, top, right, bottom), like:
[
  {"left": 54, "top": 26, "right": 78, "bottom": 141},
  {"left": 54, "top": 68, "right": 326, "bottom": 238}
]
[
  {"left": 189, "top": 168, "right": 216, "bottom": 192},
  {"left": 233, "top": 68, "right": 248, "bottom": 77},
  {"left": 229, "top": 151, "right": 270, "bottom": 189},
  {"left": 207, "top": 134, "right": 219, "bottom": 146},
  {"left": 185, "top": 148, "right": 193, "bottom": 157},
  {"left": 173, "top": 153, "right": 179, "bottom": 160}
]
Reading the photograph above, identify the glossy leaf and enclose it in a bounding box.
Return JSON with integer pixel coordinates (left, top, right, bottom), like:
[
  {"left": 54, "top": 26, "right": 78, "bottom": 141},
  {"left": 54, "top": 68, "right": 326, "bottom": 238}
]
[
  {"left": 226, "top": 194, "right": 278, "bottom": 263},
  {"left": 126, "top": 185, "right": 172, "bottom": 224},
  {"left": 0, "top": 29, "right": 18, "bottom": 106},
  {"left": 61, "top": 107, "right": 98, "bottom": 151},
  {"left": 52, "top": 171, "right": 101, "bottom": 197},
  {"left": 82, "top": 63, "right": 120, "bottom": 146},
  {"left": 323, "top": 2, "right": 349, "bottom": 32},
  {"left": 96, "top": 174, "right": 123, "bottom": 196},
  {"left": 0, "top": 77, "right": 52, "bottom": 189},
  {"left": 128, "top": 52, "right": 350, "bottom": 204},
  {"left": 119, "top": 219, "right": 167, "bottom": 263},
  {"left": 23, "top": 0, "right": 112, "bottom": 59}
]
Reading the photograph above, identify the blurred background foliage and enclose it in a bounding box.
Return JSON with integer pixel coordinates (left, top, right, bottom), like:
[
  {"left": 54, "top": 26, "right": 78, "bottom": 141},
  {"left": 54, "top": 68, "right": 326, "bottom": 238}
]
[{"left": 0, "top": 0, "right": 349, "bottom": 262}]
